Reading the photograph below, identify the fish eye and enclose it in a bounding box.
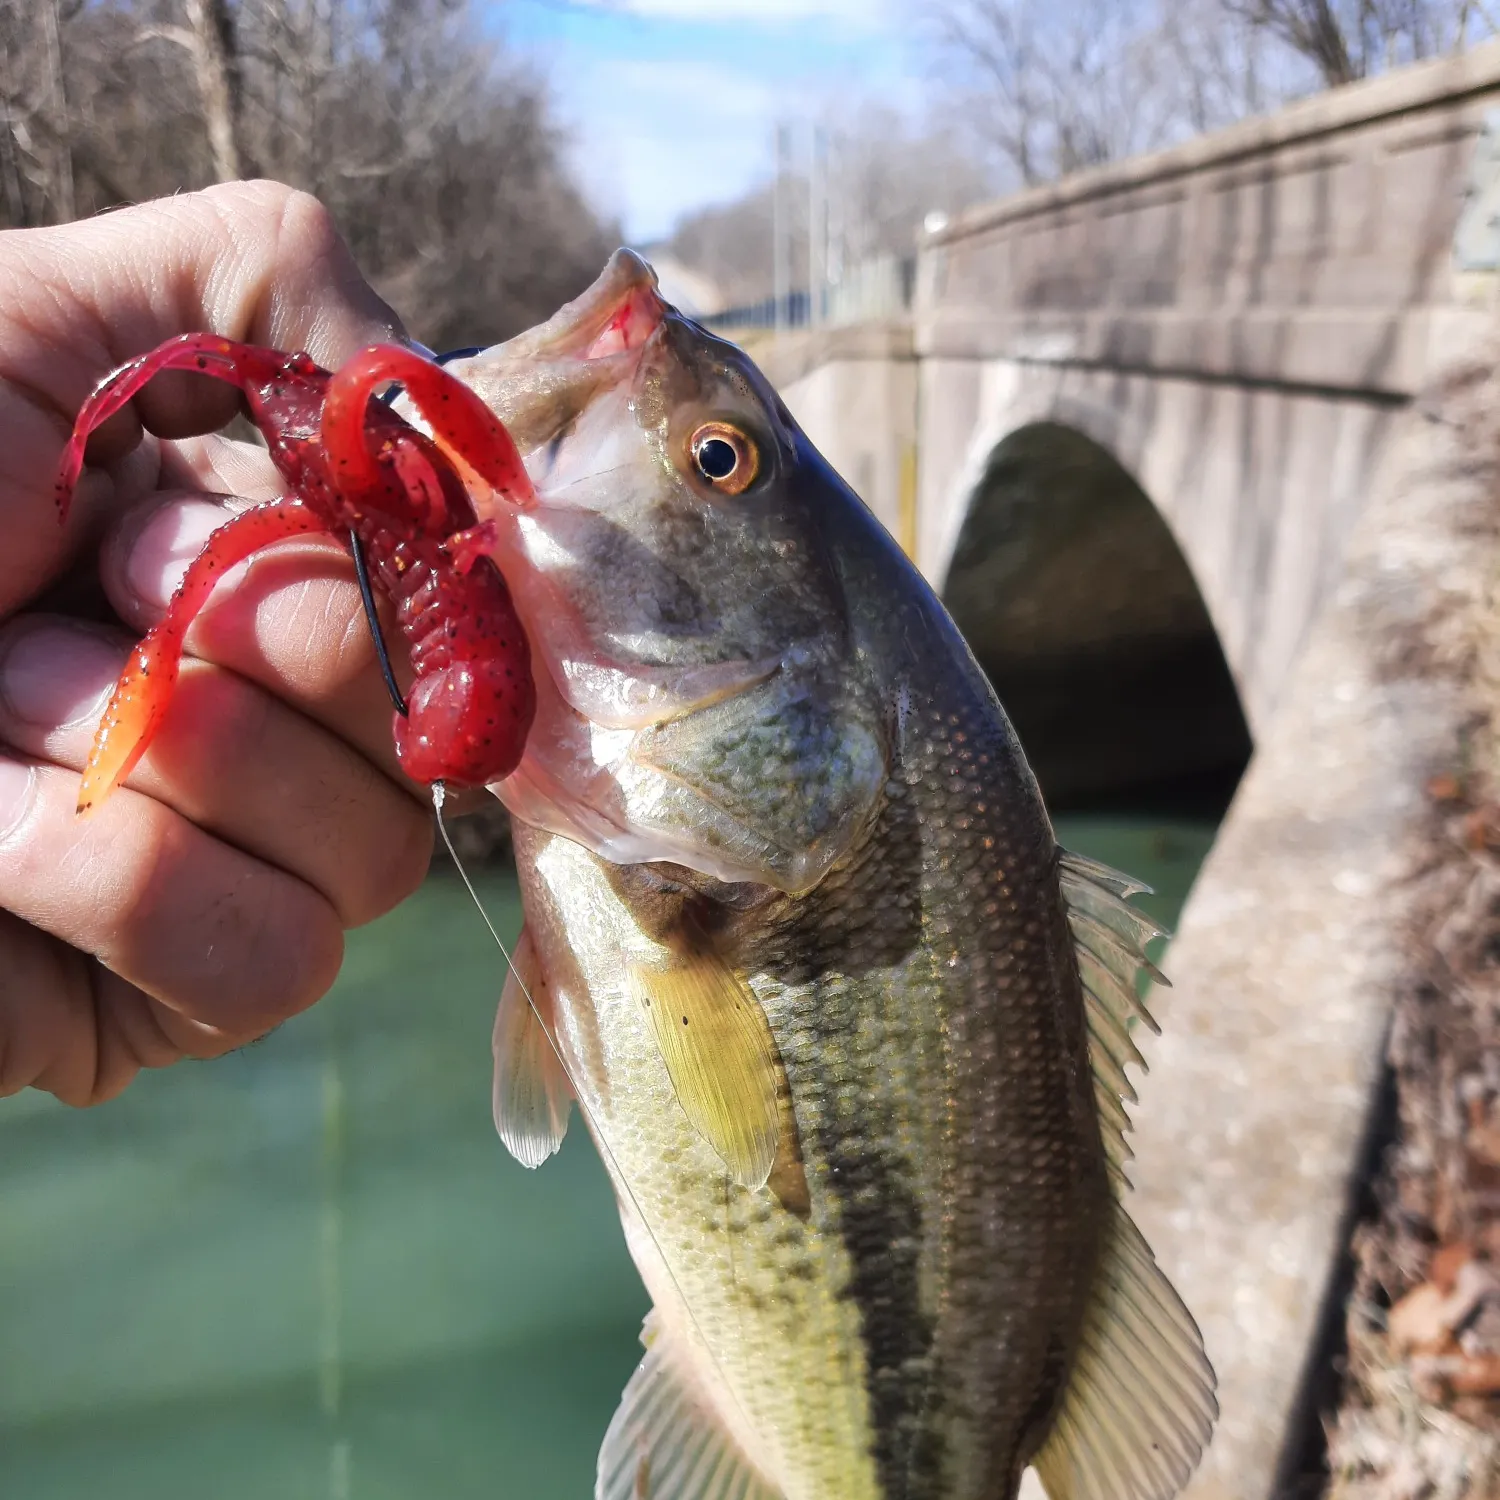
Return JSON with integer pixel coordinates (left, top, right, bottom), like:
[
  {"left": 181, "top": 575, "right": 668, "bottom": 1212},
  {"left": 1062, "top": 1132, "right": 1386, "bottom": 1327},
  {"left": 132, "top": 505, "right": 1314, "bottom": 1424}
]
[{"left": 689, "top": 422, "right": 759, "bottom": 494}]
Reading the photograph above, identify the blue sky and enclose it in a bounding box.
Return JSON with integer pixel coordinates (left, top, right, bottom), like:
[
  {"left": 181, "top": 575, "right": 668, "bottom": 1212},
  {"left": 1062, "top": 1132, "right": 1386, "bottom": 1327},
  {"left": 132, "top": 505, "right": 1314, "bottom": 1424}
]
[{"left": 499, "top": 0, "right": 926, "bottom": 243}]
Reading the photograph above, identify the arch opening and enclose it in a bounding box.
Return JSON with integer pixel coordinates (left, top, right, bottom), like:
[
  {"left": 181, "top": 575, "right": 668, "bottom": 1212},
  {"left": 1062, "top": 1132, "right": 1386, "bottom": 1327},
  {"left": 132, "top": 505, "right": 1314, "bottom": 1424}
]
[{"left": 941, "top": 422, "right": 1251, "bottom": 820}]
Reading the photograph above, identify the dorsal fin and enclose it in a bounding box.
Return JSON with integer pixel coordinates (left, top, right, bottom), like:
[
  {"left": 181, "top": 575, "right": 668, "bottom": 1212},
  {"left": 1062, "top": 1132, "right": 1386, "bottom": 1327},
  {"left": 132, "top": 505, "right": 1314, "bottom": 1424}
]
[
  {"left": 491, "top": 925, "right": 572, "bottom": 1169},
  {"left": 1034, "top": 849, "right": 1217, "bottom": 1498},
  {"left": 1058, "top": 850, "right": 1169, "bottom": 1187},
  {"left": 597, "top": 1313, "right": 782, "bottom": 1500}
]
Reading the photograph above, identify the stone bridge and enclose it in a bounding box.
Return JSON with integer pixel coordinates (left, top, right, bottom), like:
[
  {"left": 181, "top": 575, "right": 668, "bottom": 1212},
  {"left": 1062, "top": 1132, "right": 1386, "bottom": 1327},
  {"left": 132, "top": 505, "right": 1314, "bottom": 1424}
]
[{"left": 748, "top": 42, "right": 1500, "bottom": 1500}]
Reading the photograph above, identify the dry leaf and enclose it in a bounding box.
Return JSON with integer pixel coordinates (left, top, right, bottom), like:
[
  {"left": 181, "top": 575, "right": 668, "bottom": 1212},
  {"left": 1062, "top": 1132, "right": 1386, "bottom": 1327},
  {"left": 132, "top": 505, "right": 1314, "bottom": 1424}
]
[
  {"left": 1445, "top": 1352, "right": 1500, "bottom": 1397},
  {"left": 1391, "top": 1282, "right": 1459, "bottom": 1354},
  {"left": 1461, "top": 805, "right": 1500, "bottom": 851},
  {"left": 1433, "top": 1241, "right": 1478, "bottom": 1292}
]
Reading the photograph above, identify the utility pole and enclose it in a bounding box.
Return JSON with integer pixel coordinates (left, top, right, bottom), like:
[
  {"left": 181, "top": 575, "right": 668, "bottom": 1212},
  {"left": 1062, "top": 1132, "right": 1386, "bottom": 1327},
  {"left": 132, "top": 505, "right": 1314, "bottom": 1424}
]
[
  {"left": 773, "top": 122, "right": 791, "bottom": 337},
  {"left": 826, "top": 129, "right": 843, "bottom": 309},
  {"left": 809, "top": 123, "right": 826, "bottom": 330}
]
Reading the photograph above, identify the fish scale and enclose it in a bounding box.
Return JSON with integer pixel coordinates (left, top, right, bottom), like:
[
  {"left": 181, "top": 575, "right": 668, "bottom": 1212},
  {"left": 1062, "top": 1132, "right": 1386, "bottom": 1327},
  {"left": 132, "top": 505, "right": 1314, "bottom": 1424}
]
[
  {"left": 771, "top": 697, "right": 1105, "bottom": 1497},
  {"left": 517, "top": 823, "right": 882, "bottom": 1498},
  {"left": 513, "top": 683, "right": 1107, "bottom": 1498}
]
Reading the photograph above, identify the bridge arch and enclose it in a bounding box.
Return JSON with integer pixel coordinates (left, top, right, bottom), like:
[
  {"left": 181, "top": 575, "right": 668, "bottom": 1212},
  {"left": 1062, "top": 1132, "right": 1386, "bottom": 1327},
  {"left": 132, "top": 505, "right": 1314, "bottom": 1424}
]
[
  {"left": 916, "top": 355, "right": 1399, "bottom": 741},
  {"left": 938, "top": 419, "right": 1252, "bottom": 813}
]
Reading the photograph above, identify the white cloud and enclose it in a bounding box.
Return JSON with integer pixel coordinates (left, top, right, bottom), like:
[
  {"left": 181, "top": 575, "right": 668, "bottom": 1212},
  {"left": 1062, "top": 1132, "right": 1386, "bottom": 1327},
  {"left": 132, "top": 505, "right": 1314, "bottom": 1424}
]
[
  {"left": 513, "top": 0, "right": 916, "bottom": 240},
  {"left": 548, "top": 55, "right": 787, "bottom": 240}
]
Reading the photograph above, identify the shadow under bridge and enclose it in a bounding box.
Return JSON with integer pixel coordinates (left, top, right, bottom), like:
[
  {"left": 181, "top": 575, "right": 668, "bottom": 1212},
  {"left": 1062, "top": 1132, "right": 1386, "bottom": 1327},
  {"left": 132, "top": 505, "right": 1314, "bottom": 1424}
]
[{"left": 940, "top": 422, "right": 1252, "bottom": 818}]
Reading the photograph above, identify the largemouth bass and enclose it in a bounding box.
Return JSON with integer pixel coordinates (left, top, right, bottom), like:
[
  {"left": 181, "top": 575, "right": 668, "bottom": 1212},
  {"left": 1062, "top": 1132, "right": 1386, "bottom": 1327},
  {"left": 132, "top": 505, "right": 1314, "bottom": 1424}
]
[{"left": 451, "top": 251, "right": 1217, "bottom": 1500}]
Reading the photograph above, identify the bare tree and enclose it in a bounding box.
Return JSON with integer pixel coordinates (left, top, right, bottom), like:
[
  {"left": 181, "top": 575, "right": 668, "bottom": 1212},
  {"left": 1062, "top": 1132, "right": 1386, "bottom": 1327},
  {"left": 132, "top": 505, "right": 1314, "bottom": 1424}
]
[
  {"left": 0, "top": 1, "right": 81, "bottom": 225},
  {"left": 926, "top": 0, "right": 1266, "bottom": 186},
  {"left": 928, "top": 0, "right": 1496, "bottom": 189},
  {"left": 667, "top": 109, "right": 992, "bottom": 308},
  {"left": 1161, "top": 0, "right": 1283, "bottom": 132},
  {"left": 1224, "top": 0, "right": 1497, "bottom": 85},
  {"left": 823, "top": 105, "right": 993, "bottom": 262},
  {"left": 138, "top": 0, "right": 245, "bottom": 180},
  {"left": 0, "top": 0, "right": 619, "bottom": 348}
]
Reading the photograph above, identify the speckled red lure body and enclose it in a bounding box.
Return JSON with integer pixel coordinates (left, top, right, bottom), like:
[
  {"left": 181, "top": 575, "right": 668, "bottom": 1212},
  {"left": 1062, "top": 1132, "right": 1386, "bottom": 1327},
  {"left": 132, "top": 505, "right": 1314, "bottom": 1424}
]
[{"left": 55, "top": 336, "right": 536, "bottom": 814}]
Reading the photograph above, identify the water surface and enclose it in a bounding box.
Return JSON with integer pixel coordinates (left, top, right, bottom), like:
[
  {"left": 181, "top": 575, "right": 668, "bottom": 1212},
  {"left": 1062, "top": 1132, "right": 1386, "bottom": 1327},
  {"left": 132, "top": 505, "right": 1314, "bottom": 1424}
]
[{"left": 0, "top": 816, "right": 1213, "bottom": 1498}]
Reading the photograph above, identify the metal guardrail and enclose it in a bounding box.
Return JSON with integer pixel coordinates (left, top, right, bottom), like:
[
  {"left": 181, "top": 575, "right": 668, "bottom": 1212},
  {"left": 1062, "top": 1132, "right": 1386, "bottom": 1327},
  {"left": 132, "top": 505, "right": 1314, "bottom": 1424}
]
[
  {"left": 706, "top": 288, "right": 813, "bottom": 332},
  {"left": 704, "top": 254, "right": 916, "bottom": 332}
]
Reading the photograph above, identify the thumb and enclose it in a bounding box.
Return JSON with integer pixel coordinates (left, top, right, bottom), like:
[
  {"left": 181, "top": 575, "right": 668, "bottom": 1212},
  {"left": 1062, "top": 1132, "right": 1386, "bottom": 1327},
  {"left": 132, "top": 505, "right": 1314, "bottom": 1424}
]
[
  {"left": 0, "top": 181, "right": 406, "bottom": 616},
  {"left": 10, "top": 179, "right": 406, "bottom": 441}
]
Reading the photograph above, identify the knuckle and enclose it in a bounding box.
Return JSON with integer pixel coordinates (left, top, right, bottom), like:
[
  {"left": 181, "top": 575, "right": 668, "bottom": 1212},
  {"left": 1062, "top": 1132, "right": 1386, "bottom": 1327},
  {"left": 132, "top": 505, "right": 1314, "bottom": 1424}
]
[
  {"left": 177, "top": 859, "right": 342, "bottom": 1034},
  {"left": 268, "top": 184, "right": 342, "bottom": 258},
  {"left": 359, "top": 797, "right": 434, "bottom": 926},
  {"left": 261, "top": 892, "right": 344, "bottom": 1020},
  {"left": 169, "top": 661, "right": 275, "bottom": 774},
  {"left": 102, "top": 800, "right": 191, "bottom": 943},
  {"left": 325, "top": 762, "right": 433, "bottom": 929},
  {"left": 200, "top": 178, "right": 312, "bottom": 231}
]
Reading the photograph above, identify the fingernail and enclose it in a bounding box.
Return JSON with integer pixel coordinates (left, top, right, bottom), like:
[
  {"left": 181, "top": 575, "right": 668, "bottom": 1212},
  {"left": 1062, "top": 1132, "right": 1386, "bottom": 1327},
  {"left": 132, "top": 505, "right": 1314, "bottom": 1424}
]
[
  {"left": 0, "top": 623, "right": 121, "bottom": 729},
  {"left": 0, "top": 756, "right": 37, "bottom": 844},
  {"left": 126, "top": 500, "right": 227, "bottom": 611}
]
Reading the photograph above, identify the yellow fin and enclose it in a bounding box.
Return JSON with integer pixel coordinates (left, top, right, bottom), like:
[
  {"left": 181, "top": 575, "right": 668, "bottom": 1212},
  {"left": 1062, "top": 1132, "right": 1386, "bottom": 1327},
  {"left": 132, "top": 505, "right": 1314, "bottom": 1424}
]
[
  {"left": 627, "top": 945, "right": 779, "bottom": 1189},
  {"left": 1032, "top": 1204, "right": 1217, "bottom": 1500},
  {"left": 597, "top": 1312, "right": 782, "bottom": 1500},
  {"left": 492, "top": 926, "right": 573, "bottom": 1169}
]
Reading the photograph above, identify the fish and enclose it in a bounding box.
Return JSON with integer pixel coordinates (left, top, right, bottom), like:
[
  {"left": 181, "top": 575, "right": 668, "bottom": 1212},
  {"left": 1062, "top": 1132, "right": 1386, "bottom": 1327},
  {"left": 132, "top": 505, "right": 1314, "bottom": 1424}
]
[{"left": 446, "top": 249, "right": 1218, "bottom": 1500}]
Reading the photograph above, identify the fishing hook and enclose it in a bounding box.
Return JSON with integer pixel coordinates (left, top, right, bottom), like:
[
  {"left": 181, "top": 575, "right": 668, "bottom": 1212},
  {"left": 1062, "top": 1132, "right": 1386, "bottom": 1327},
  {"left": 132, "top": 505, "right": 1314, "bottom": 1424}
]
[
  {"left": 357, "top": 345, "right": 486, "bottom": 719},
  {"left": 349, "top": 527, "right": 408, "bottom": 719}
]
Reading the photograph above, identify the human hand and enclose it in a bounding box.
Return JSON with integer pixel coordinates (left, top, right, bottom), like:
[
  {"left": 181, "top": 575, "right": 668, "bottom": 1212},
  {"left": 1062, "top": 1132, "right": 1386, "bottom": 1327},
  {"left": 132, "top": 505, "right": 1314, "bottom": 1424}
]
[{"left": 0, "top": 181, "right": 437, "bottom": 1105}]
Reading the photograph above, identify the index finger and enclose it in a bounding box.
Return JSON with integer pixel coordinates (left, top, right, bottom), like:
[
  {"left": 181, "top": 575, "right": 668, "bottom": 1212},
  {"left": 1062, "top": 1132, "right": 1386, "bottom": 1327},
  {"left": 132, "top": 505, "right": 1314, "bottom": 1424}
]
[{"left": 0, "top": 180, "right": 406, "bottom": 616}]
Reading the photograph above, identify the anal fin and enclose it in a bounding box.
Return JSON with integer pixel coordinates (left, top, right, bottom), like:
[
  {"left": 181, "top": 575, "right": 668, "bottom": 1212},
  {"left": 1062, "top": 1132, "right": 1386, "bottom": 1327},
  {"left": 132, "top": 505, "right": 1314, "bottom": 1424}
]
[
  {"left": 492, "top": 925, "right": 573, "bottom": 1168},
  {"left": 598, "top": 1313, "right": 781, "bottom": 1500},
  {"left": 1031, "top": 1203, "right": 1217, "bottom": 1500}
]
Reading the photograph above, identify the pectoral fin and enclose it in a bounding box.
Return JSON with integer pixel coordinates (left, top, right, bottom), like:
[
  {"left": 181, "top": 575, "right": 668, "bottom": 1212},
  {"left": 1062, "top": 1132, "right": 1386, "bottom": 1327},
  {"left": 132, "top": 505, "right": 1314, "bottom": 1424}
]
[
  {"left": 492, "top": 926, "right": 573, "bottom": 1169},
  {"left": 597, "top": 1313, "right": 781, "bottom": 1500},
  {"left": 627, "top": 944, "right": 780, "bottom": 1189}
]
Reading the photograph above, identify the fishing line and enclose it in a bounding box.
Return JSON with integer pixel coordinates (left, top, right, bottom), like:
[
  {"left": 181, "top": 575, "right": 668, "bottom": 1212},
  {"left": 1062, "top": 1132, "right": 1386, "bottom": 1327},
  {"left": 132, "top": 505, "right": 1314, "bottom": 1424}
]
[
  {"left": 430, "top": 781, "right": 754, "bottom": 1424},
  {"left": 431, "top": 782, "right": 529, "bottom": 993},
  {"left": 430, "top": 780, "right": 671, "bottom": 1230}
]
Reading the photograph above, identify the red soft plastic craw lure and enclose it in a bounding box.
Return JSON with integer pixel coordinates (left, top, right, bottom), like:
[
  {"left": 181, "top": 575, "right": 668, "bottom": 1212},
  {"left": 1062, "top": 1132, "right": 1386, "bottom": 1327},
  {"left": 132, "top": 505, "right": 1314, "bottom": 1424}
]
[{"left": 54, "top": 336, "right": 536, "bottom": 815}]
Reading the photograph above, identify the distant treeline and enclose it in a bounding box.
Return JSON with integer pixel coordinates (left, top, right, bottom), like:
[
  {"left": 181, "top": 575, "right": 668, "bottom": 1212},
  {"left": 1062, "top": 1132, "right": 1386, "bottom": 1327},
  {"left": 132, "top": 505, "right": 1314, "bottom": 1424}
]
[
  {"left": 0, "top": 0, "right": 619, "bottom": 350},
  {"left": 664, "top": 0, "right": 1500, "bottom": 310}
]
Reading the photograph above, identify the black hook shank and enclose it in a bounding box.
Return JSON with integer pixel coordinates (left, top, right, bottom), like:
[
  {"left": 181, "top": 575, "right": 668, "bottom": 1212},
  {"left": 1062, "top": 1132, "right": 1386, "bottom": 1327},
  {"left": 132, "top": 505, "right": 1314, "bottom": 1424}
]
[
  {"left": 349, "top": 528, "right": 409, "bottom": 719},
  {"left": 355, "top": 345, "right": 482, "bottom": 719}
]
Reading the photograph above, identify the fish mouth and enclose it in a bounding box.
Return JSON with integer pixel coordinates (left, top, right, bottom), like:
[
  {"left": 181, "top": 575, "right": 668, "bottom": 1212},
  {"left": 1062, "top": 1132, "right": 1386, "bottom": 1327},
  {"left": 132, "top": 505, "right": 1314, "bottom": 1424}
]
[
  {"left": 450, "top": 256, "right": 803, "bottom": 878},
  {"left": 496, "top": 248, "right": 667, "bottom": 364},
  {"left": 449, "top": 254, "right": 749, "bottom": 744},
  {"left": 440, "top": 249, "right": 668, "bottom": 460}
]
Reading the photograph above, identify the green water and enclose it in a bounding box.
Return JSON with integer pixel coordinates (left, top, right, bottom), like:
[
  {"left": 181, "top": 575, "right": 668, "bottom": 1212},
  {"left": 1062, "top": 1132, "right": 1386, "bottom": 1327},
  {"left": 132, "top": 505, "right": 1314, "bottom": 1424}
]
[{"left": 0, "top": 815, "right": 1214, "bottom": 1498}]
